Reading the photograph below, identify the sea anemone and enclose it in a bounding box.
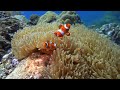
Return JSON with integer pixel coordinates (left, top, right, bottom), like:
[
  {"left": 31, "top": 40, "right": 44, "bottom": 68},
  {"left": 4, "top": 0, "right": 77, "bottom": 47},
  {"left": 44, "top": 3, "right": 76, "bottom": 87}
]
[{"left": 11, "top": 22, "right": 120, "bottom": 79}]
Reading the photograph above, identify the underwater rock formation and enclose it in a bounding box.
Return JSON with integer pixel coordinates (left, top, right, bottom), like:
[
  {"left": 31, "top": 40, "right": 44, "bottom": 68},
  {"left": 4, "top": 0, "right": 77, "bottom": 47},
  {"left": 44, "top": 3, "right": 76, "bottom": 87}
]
[
  {"left": 9, "top": 22, "right": 120, "bottom": 79},
  {"left": 96, "top": 23, "right": 120, "bottom": 45},
  {"left": 57, "top": 11, "right": 81, "bottom": 25},
  {"left": 37, "top": 11, "right": 58, "bottom": 23},
  {"left": 28, "top": 14, "right": 40, "bottom": 25}
]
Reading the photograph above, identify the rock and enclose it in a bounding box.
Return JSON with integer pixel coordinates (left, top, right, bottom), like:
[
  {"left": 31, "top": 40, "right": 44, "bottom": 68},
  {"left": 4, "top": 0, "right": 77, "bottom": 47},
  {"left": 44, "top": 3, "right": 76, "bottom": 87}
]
[
  {"left": 38, "top": 11, "right": 58, "bottom": 23},
  {"left": 57, "top": 11, "right": 82, "bottom": 25}
]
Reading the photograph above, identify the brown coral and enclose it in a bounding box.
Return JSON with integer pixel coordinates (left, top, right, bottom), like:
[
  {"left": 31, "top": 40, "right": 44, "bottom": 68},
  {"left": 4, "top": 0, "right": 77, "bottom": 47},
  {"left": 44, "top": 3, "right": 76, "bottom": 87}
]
[{"left": 11, "top": 22, "right": 120, "bottom": 79}]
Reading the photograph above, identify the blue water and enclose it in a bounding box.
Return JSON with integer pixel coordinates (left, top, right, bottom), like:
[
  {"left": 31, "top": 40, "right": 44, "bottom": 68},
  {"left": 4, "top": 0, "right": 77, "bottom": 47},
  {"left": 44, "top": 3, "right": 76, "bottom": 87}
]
[{"left": 21, "top": 11, "right": 106, "bottom": 26}]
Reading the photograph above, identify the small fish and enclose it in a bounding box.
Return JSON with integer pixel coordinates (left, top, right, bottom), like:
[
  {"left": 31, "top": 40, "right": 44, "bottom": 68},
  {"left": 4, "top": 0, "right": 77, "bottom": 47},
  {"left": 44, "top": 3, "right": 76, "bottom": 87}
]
[
  {"left": 54, "top": 23, "right": 71, "bottom": 38},
  {"left": 43, "top": 41, "right": 57, "bottom": 50},
  {"left": 38, "top": 41, "right": 56, "bottom": 55}
]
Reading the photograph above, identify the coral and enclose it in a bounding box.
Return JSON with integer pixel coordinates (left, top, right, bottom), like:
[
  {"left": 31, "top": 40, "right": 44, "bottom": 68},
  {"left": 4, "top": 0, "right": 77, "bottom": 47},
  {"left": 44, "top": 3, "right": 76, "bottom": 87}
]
[
  {"left": 37, "top": 11, "right": 58, "bottom": 24},
  {"left": 0, "top": 51, "right": 19, "bottom": 79},
  {"left": 57, "top": 11, "right": 81, "bottom": 25},
  {"left": 11, "top": 22, "right": 120, "bottom": 79},
  {"left": 0, "top": 11, "right": 21, "bottom": 18},
  {"left": 96, "top": 23, "right": 120, "bottom": 45},
  {"left": 13, "top": 15, "right": 28, "bottom": 24},
  {"left": 28, "top": 14, "right": 40, "bottom": 25},
  {"left": 0, "top": 16, "right": 28, "bottom": 62}
]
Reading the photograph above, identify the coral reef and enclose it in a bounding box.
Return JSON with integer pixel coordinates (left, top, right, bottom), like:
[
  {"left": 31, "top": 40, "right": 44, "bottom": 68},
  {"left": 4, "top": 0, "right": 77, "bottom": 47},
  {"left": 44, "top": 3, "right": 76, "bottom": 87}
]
[
  {"left": 0, "top": 15, "right": 28, "bottom": 60},
  {"left": 0, "top": 17, "right": 27, "bottom": 41},
  {"left": 96, "top": 23, "right": 120, "bottom": 45},
  {"left": 28, "top": 14, "right": 40, "bottom": 25},
  {"left": 0, "top": 11, "right": 21, "bottom": 19},
  {"left": 13, "top": 15, "right": 28, "bottom": 24},
  {"left": 0, "top": 51, "right": 19, "bottom": 79},
  {"left": 37, "top": 11, "right": 82, "bottom": 25},
  {"left": 57, "top": 11, "right": 81, "bottom": 24},
  {"left": 10, "top": 22, "right": 120, "bottom": 79},
  {"left": 0, "top": 36, "right": 11, "bottom": 61},
  {"left": 37, "top": 11, "right": 58, "bottom": 23}
]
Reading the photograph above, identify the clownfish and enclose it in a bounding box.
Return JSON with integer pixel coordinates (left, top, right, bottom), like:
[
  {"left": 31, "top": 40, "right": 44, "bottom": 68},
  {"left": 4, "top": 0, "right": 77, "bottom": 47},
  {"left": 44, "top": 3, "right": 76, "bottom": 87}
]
[
  {"left": 54, "top": 24, "right": 71, "bottom": 38},
  {"left": 43, "top": 41, "right": 57, "bottom": 50}
]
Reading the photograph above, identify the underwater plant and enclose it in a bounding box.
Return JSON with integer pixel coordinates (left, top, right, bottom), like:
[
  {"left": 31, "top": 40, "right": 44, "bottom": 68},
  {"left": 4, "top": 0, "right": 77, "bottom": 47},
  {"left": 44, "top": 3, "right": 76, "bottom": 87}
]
[{"left": 10, "top": 22, "right": 120, "bottom": 79}]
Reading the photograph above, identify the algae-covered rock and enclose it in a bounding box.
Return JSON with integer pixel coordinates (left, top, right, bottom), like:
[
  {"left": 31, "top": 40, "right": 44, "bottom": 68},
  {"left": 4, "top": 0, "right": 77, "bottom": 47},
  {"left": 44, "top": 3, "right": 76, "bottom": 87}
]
[
  {"left": 37, "top": 11, "right": 58, "bottom": 23},
  {"left": 57, "top": 11, "right": 81, "bottom": 24}
]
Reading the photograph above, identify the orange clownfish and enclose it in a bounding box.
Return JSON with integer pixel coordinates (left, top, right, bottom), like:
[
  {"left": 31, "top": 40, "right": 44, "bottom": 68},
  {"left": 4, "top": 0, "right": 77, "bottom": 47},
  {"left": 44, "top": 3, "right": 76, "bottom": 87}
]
[
  {"left": 43, "top": 41, "right": 57, "bottom": 51},
  {"left": 54, "top": 24, "right": 71, "bottom": 38}
]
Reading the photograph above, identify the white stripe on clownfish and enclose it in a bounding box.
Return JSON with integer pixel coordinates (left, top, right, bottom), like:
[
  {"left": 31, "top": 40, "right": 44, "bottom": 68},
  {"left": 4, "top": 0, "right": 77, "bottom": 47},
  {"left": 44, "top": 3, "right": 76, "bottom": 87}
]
[
  {"left": 64, "top": 24, "right": 69, "bottom": 29},
  {"left": 57, "top": 29, "right": 65, "bottom": 36}
]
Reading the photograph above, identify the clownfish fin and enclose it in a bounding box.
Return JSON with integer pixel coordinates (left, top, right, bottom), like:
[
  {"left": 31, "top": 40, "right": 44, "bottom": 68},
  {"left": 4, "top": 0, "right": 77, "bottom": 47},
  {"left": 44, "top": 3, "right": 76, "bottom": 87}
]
[{"left": 59, "top": 24, "right": 63, "bottom": 29}]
